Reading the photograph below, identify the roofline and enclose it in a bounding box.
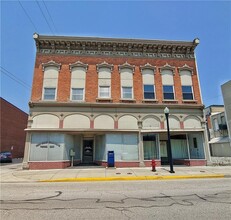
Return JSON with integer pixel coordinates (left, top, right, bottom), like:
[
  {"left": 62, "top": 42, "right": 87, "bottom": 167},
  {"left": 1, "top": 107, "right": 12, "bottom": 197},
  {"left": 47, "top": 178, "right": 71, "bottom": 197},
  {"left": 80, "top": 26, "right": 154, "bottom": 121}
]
[
  {"left": 33, "top": 33, "right": 199, "bottom": 46},
  {"left": 0, "top": 97, "right": 28, "bottom": 115}
]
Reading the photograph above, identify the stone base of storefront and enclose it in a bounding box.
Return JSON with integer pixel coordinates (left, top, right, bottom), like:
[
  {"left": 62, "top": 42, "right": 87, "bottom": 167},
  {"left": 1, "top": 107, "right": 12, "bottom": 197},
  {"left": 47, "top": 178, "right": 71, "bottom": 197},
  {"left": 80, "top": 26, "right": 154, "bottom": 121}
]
[
  {"left": 28, "top": 161, "right": 71, "bottom": 170},
  {"left": 173, "top": 159, "right": 207, "bottom": 166}
]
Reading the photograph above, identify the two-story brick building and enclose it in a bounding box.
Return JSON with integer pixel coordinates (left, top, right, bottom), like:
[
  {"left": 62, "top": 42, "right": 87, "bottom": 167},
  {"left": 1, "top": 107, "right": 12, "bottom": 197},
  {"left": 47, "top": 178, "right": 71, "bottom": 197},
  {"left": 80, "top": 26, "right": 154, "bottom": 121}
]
[{"left": 22, "top": 34, "right": 209, "bottom": 169}]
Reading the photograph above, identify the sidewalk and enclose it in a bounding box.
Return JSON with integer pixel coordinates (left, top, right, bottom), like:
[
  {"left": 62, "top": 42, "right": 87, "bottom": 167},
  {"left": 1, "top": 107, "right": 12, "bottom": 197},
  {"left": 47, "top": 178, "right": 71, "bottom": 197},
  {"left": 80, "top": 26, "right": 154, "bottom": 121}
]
[{"left": 1, "top": 162, "right": 231, "bottom": 183}]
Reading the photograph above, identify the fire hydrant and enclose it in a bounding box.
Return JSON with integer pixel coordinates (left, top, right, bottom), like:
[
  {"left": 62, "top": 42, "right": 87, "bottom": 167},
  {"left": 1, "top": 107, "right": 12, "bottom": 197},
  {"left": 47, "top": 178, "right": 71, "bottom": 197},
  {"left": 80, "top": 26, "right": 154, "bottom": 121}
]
[{"left": 151, "top": 159, "right": 156, "bottom": 172}]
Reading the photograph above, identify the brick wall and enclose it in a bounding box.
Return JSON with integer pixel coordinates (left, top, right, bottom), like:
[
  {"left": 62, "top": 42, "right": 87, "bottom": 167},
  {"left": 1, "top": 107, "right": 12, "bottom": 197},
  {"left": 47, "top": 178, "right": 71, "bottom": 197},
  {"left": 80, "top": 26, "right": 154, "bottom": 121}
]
[
  {"left": 31, "top": 54, "right": 202, "bottom": 105},
  {"left": 0, "top": 98, "right": 28, "bottom": 158}
]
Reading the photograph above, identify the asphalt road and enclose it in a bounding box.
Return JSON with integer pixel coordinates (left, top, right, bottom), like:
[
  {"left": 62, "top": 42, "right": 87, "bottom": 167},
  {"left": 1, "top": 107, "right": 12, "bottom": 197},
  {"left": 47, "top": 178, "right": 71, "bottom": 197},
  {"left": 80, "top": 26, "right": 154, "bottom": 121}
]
[{"left": 1, "top": 179, "right": 231, "bottom": 220}]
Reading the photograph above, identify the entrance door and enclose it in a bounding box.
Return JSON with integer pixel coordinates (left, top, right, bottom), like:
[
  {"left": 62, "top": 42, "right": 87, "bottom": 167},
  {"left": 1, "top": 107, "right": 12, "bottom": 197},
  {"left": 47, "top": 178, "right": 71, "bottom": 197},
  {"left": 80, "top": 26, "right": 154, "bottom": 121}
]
[{"left": 82, "top": 140, "right": 94, "bottom": 164}]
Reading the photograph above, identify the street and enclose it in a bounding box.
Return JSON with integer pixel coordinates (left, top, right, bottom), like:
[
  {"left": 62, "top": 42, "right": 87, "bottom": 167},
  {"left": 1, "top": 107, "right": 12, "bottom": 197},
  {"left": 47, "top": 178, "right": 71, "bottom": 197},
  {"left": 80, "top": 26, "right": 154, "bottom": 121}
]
[{"left": 1, "top": 179, "right": 231, "bottom": 220}]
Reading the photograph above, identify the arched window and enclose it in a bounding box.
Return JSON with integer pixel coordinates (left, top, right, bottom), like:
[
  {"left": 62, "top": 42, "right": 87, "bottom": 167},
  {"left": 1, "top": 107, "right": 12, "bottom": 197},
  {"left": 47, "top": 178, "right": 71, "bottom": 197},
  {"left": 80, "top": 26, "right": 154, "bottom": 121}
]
[{"left": 42, "top": 61, "right": 61, "bottom": 100}]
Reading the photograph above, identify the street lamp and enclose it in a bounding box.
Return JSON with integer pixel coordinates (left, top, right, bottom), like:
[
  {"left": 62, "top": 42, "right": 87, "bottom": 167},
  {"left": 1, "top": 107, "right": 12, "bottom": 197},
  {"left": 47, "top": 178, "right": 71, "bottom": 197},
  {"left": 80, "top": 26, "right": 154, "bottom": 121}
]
[{"left": 164, "top": 107, "right": 175, "bottom": 173}]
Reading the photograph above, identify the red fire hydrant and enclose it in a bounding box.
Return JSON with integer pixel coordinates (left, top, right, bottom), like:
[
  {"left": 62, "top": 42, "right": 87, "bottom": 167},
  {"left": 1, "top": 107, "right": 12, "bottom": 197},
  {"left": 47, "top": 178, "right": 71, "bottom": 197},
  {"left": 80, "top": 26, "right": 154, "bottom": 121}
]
[{"left": 151, "top": 159, "right": 156, "bottom": 172}]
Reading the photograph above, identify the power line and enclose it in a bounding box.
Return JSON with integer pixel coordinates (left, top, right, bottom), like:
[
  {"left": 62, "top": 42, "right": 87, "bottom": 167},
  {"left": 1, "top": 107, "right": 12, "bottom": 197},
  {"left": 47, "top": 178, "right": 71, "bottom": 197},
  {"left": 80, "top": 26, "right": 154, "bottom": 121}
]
[
  {"left": 0, "top": 66, "right": 31, "bottom": 90},
  {"left": 36, "top": 0, "right": 55, "bottom": 35},
  {"left": 42, "top": 0, "right": 58, "bottom": 33},
  {"left": 18, "top": 0, "right": 39, "bottom": 32}
]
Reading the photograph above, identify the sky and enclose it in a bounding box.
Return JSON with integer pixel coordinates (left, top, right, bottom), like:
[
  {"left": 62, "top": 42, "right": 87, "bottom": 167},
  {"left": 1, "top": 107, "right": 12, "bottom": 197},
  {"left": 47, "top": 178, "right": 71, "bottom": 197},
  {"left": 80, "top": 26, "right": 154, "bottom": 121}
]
[{"left": 1, "top": 0, "right": 231, "bottom": 113}]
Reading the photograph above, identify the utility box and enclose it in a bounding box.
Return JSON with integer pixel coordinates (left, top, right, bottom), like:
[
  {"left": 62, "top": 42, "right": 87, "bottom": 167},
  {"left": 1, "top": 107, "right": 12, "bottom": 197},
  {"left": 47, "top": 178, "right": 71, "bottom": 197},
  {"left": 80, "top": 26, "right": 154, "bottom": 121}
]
[{"left": 107, "top": 151, "right": 115, "bottom": 167}]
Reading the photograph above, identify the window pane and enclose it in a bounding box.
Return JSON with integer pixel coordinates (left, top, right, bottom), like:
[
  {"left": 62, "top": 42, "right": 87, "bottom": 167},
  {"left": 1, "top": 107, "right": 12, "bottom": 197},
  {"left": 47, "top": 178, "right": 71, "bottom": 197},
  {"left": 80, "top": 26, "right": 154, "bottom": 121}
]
[
  {"left": 72, "top": 88, "right": 83, "bottom": 100},
  {"left": 183, "top": 93, "right": 193, "bottom": 100},
  {"left": 163, "top": 85, "right": 174, "bottom": 99},
  {"left": 122, "top": 87, "right": 132, "bottom": 99},
  {"left": 143, "top": 134, "right": 158, "bottom": 160},
  {"left": 182, "top": 86, "right": 193, "bottom": 100},
  {"left": 164, "top": 93, "right": 174, "bottom": 99},
  {"left": 182, "top": 86, "right": 192, "bottom": 93},
  {"left": 99, "top": 86, "right": 110, "bottom": 98},
  {"left": 144, "top": 85, "right": 155, "bottom": 99},
  {"left": 44, "top": 88, "right": 56, "bottom": 100},
  {"left": 163, "top": 85, "right": 173, "bottom": 93}
]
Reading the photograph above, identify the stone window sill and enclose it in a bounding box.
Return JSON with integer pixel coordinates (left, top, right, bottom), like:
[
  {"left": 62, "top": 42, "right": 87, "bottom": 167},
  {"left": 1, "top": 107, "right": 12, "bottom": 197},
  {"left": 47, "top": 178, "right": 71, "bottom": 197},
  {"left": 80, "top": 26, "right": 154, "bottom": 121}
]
[
  {"left": 182, "top": 100, "right": 198, "bottom": 103},
  {"left": 96, "top": 98, "right": 113, "bottom": 102},
  {"left": 162, "top": 99, "right": 178, "bottom": 103},
  {"left": 142, "top": 99, "right": 158, "bottom": 103},
  {"left": 120, "top": 99, "right": 136, "bottom": 103}
]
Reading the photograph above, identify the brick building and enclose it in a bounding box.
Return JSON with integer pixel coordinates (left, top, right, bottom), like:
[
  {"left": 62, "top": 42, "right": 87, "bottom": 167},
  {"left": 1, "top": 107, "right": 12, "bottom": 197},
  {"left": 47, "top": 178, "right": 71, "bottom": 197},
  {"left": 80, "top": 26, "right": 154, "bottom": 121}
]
[
  {"left": 0, "top": 98, "right": 28, "bottom": 158},
  {"left": 23, "top": 34, "right": 209, "bottom": 169}
]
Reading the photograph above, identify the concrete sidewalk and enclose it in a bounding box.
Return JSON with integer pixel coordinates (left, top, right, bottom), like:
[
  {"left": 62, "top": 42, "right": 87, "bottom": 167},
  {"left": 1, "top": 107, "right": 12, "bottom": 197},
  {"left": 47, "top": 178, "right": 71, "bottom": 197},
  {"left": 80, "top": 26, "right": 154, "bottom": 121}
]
[{"left": 1, "top": 162, "right": 231, "bottom": 183}]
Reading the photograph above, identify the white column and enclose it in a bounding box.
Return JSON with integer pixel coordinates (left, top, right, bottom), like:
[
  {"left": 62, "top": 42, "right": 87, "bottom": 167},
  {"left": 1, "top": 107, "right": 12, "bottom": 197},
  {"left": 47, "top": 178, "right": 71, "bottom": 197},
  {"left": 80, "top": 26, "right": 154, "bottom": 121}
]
[
  {"left": 22, "top": 132, "right": 31, "bottom": 169},
  {"left": 138, "top": 121, "right": 145, "bottom": 167}
]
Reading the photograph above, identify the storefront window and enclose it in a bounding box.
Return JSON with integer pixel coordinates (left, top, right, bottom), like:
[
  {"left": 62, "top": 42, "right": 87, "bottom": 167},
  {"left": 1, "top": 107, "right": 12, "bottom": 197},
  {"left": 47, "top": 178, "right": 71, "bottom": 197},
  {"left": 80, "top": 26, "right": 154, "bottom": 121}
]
[{"left": 143, "top": 134, "right": 159, "bottom": 160}]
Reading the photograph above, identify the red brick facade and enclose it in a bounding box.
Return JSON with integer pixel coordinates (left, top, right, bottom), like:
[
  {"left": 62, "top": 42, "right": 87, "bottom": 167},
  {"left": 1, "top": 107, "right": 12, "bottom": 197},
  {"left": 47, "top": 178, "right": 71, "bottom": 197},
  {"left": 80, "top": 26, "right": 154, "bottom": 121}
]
[
  {"left": 31, "top": 54, "right": 202, "bottom": 105},
  {"left": 0, "top": 98, "right": 28, "bottom": 158}
]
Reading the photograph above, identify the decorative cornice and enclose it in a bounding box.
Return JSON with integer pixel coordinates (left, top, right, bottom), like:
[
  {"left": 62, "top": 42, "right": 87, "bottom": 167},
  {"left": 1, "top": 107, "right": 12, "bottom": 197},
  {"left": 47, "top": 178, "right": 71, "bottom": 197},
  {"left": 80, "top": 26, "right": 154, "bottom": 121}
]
[
  {"left": 34, "top": 34, "right": 198, "bottom": 60},
  {"left": 178, "top": 64, "right": 194, "bottom": 74},
  {"left": 159, "top": 63, "right": 175, "bottom": 73},
  {"left": 69, "top": 61, "right": 88, "bottom": 71},
  {"left": 140, "top": 63, "right": 156, "bottom": 72},
  {"left": 118, "top": 62, "right": 135, "bottom": 73},
  {"left": 42, "top": 60, "right": 61, "bottom": 72},
  {"left": 96, "top": 61, "right": 114, "bottom": 72}
]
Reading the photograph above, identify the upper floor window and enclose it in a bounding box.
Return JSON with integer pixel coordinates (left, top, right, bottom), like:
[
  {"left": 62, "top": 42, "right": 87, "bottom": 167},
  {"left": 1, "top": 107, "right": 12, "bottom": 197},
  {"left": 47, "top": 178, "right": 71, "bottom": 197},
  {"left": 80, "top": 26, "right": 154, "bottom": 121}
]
[
  {"left": 140, "top": 63, "right": 156, "bottom": 100},
  {"left": 72, "top": 88, "right": 84, "bottom": 101},
  {"left": 122, "top": 86, "right": 133, "bottom": 99},
  {"left": 179, "top": 65, "right": 194, "bottom": 100},
  {"left": 69, "top": 61, "right": 88, "bottom": 101},
  {"left": 144, "top": 85, "right": 155, "bottom": 99},
  {"left": 42, "top": 61, "right": 61, "bottom": 101},
  {"left": 44, "top": 88, "right": 56, "bottom": 100},
  {"left": 160, "top": 64, "right": 175, "bottom": 100},
  {"left": 99, "top": 86, "right": 110, "bottom": 98},
  {"left": 182, "top": 86, "right": 193, "bottom": 100},
  {"left": 163, "top": 85, "right": 174, "bottom": 99},
  {"left": 119, "top": 62, "right": 135, "bottom": 100},
  {"left": 97, "top": 62, "right": 113, "bottom": 99}
]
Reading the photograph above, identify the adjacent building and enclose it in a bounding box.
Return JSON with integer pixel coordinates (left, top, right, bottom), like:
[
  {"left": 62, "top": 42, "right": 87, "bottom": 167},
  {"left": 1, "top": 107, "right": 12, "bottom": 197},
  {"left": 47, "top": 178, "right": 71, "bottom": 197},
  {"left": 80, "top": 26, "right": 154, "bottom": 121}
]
[
  {"left": 205, "top": 104, "right": 231, "bottom": 165},
  {"left": 0, "top": 98, "right": 28, "bottom": 158},
  {"left": 23, "top": 34, "right": 209, "bottom": 169}
]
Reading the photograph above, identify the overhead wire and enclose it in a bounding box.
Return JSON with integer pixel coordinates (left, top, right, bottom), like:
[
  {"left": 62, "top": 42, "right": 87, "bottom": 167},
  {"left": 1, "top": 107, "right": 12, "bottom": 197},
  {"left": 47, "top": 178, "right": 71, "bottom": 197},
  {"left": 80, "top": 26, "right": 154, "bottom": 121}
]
[
  {"left": 18, "top": 0, "right": 39, "bottom": 32},
  {"left": 42, "top": 0, "right": 58, "bottom": 33},
  {"left": 0, "top": 66, "right": 31, "bottom": 90},
  {"left": 36, "top": 0, "right": 55, "bottom": 35}
]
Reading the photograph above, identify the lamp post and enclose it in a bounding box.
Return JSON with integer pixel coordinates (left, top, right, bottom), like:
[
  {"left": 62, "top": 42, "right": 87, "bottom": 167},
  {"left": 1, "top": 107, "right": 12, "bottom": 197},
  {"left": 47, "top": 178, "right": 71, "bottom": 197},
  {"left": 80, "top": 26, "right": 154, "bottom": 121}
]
[{"left": 164, "top": 107, "right": 175, "bottom": 173}]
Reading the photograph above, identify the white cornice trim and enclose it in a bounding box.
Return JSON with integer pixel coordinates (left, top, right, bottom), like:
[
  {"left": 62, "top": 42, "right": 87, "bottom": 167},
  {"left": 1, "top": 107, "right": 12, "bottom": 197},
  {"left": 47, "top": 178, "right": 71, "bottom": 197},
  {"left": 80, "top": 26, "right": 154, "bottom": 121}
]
[
  {"left": 140, "top": 63, "right": 156, "bottom": 73},
  {"left": 159, "top": 63, "right": 175, "bottom": 74},
  {"left": 96, "top": 61, "right": 114, "bottom": 73},
  {"left": 69, "top": 61, "right": 88, "bottom": 71},
  {"left": 118, "top": 62, "right": 135, "bottom": 73},
  {"left": 42, "top": 60, "right": 61, "bottom": 72},
  {"left": 178, "top": 64, "right": 194, "bottom": 74}
]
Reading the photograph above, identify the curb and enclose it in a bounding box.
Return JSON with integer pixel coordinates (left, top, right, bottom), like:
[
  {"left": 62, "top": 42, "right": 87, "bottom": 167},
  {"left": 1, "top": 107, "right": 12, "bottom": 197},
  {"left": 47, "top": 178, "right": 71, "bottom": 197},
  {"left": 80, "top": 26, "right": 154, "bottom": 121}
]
[{"left": 39, "top": 174, "right": 225, "bottom": 182}]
